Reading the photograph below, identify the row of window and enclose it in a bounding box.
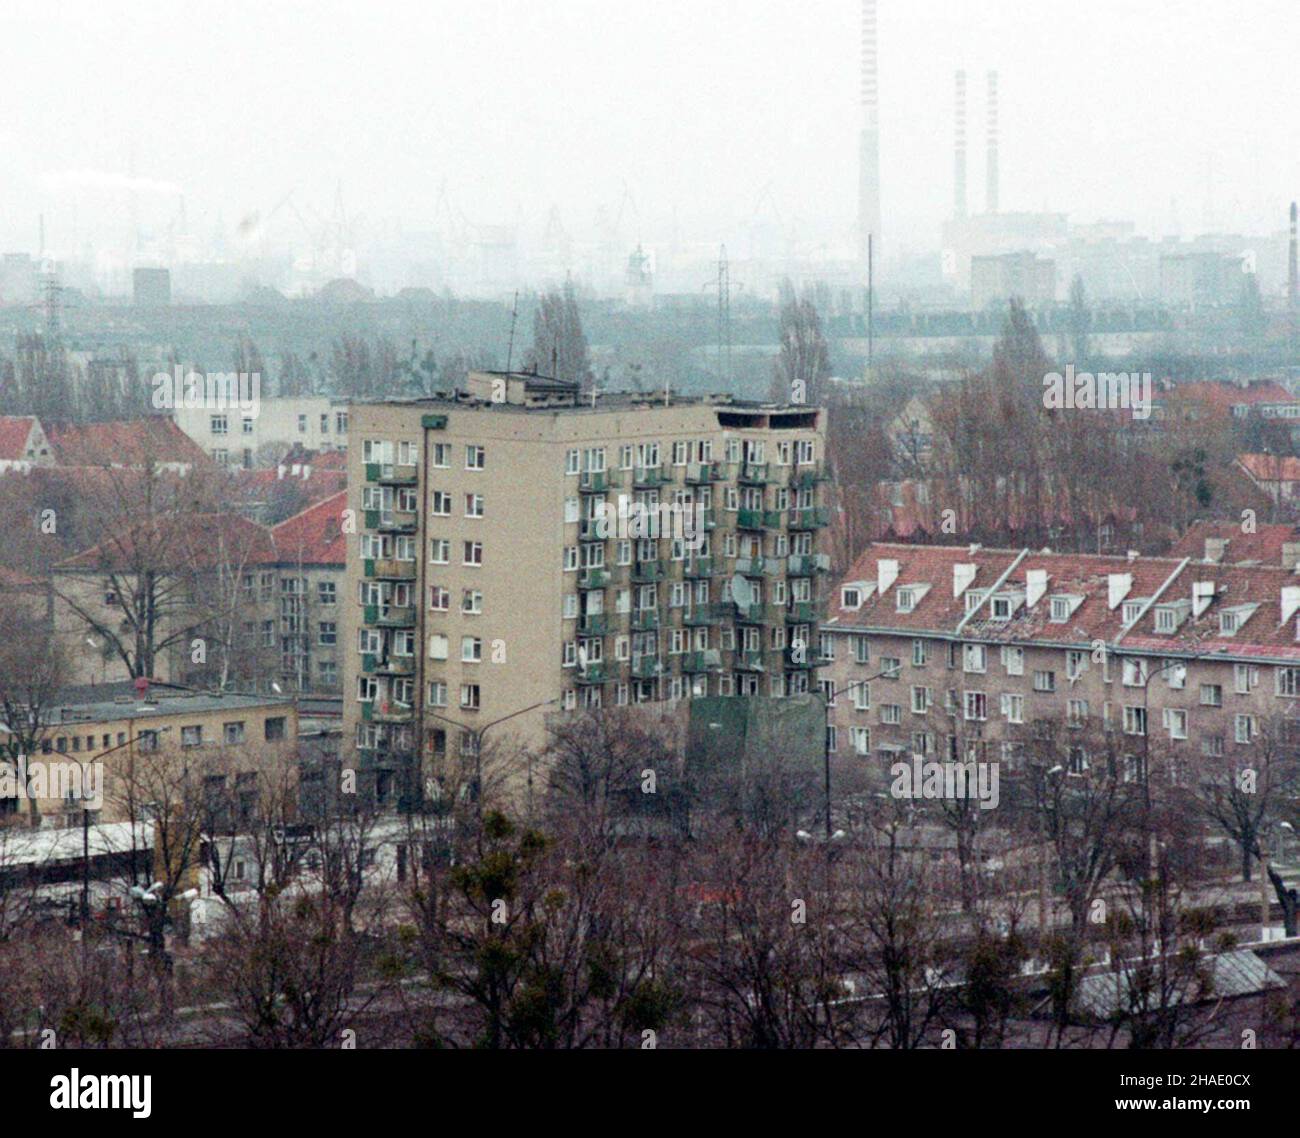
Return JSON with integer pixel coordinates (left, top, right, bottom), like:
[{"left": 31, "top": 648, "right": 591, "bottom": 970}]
[
  {"left": 564, "top": 437, "right": 817, "bottom": 476},
  {"left": 361, "top": 440, "right": 485, "bottom": 469},
  {"left": 212, "top": 411, "right": 348, "bottom": 436}
]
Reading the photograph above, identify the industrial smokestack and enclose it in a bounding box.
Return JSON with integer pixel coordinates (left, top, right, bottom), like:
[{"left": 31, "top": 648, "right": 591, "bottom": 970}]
[
  {"left": 857, "top": 0, "right": 881, "bottom": 263},
  {"left": 954, "top": 70, "right": 967, "bottom": 219},
  {"left": 985, "top": 69, "right": 1000, "bottom": 215},
  {"left": 1289, "top": 201, "right": 1297, "bottom": 311}
]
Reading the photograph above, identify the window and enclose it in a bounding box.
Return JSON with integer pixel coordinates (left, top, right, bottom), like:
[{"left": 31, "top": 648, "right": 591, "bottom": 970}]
[
  {"left": 264, "top": 717, "right": 286, "bottom": 742},
  {"left": 912, "top": 639, "right": 929, "bottom": 667},
  {"left": 1067, "top": 699, "right": 1088, "bottom": 728},
  {"left": 852, "top": 682, "right": 870, "bottom": 711},
  {"left": 466, "top": 445, "right": 485, "bottom": 470},
  {"left": 963, "top": 644, "right": 986, "bottom": 673},
  {"left": 429, "top": 586, "right": 450, "bottom": 611},
  {"left": 428, "top": 682, "right": 448, "bottom": 707},
  {"left": 1235, "top": 714, "right": 1257, "bottom": 744},
  {"left": 911, "top": 686, "right": 930, "bottom": 714},
  {"left": 465, "top": 494, "right": 485, "bottom": 518},
  {"left": 463, "top": 541, "right": 483, "bottom": 566},
  {"left": 181, "top": 725, "right": 203, "bottom": 747},
  {"left": 1163, "top": 708, "right": 1188, "bottom": 740},
  {"left": 1200, "top": 683, "right": 1222, "bottom": 707},
  {"left": 854, "top": 638, "right": 870, "bottom": 665},
  {"left": 428, "top": 634, "right": 449, "bottom": 660},
  {"left": 881, "top": 704, "right": 902, "bottom": 725},
  {"left": 1166, "top": 661, "right": 1186, "bottom": 690},
  {"left": 896, "top": 588, "right": 916, "bottom": 613},
  {"left": 880, "top": 657, "right": 901, "bottom": 679},
  {"left": 1066, "top": 651, "right": 1087, "bottom": 681},
  {"left": 1122, "top": 706, "right": 1147, "bottom": 736},
  {"left": 460, "top": 684, "right": 481, "bottom": 710},
  {"left": 566, "top": 449, "right": 580, "bottom": 475},
  {"left": 430, "top": 538, "right": 450, "bottom": 564},
  {"left": 430, "top": 491, "right": 452, "bottom": 516},
  {"left": 964, "top": 691, "right": 987, "bottom": 721},
  {"left": 461, "top": 637, "right": 482, "bottom": 663},
  {"left": 1033, "top": 670, "right": 1056, "bottom": 693},
  {"left": 462, "top": 589, "right": 483, "bottom": 615},
  {"left": 432, "top": 443, "right": 450, "bottom": 468},
  {"left": 1278, "top": 667, "right": 1300, "bottom": 697},
  {"left": 210, "top": 414, "right": 228, "bottom": 435},
  {"left": 1122, "top": 658, "right": 1148, "bottom": 687},
  {"left": 1234, "top": 664, "right": 1258, "bottom": 694},
  {"left": 318, "top": 581, "right": 336, "bottom": 605},
  {"left": 1001, "top": 693, "right": 1024, "bottom": 723},
  {"left": 223, "top": 722, "right": 245, "bottom": 745},
  {"left": 1002, "top": 646, "right": 1024, "bottom": 676},
  {"left": 850, "top": 726, "right": 871, "bottom": 755},
  {"left": 841, "top": 587, "right": 863, "bottom": 609},
  {"left": 318, "top": 622, "right": 337, "bottom": 646}
]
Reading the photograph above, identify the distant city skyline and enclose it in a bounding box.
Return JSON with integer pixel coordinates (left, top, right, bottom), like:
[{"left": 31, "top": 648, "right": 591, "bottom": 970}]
[{"left": 1, "top": 0, "right": 1297, "bottom": 289}]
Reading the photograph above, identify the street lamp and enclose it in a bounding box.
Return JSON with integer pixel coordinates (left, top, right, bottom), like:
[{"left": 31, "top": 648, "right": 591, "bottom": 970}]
[
  {"left": 423, "top": 698, "right": 560, "bottom": 821},
  {"left": 822, "top": 668, "right": 900, "bottom": 840}
]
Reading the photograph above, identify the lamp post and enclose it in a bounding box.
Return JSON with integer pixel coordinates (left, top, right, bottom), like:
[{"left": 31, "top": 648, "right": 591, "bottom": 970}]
[
  {"left": 423, "top": 698, "right": 560, "bottom": 822},
  {"left": 821, "top": 668, "right": 897, "bottom": 840}
]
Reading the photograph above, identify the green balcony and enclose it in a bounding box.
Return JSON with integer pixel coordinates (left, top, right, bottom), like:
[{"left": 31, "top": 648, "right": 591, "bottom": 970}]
[
  {"left": 575, "top": 663, "right": 608, "bottom": 685},
  {"left": 631, "top": 560, "right": 666, "bottom": 583},
  {"left": 377, "top": 510, "right": 418, "bottom": 533},
  {"left": 633, "top": 466, "right": 672, "bottom": 488},
  {"left": 579, "top": 613, "right": 609, "bottom": 635},
  {"left": 737, "top": 508, "right": 765, "bottom": 530},
  {"left": 685, "top": 603, "right": 726, "bottom": 626},
  {"left": 788, "top": 553, "right": 832, "bottom": 575},
  {"left": 375, "top": 657, "right": 415, "bottom": 676},
  {"left": 738, "top": 462, "right": 771, "bottom": 484},
  {"left": 736, "top": 650, "right": 766, "bottom": 671},
  {"left": 686, "top": 463, "right": 723, "bottom": 484},
  {"left": 360, "top": 652, "right": 377, "bottom": 674},
  {"left": 365, "top": 604, "right": 416, "bottom": 627},
  {"left": 578, "top": 568, "right": 610, "bottom": 589},
  {"left": 365, "top": 463, "right": 418, "bottom": 485},
  {"left": 735, "top": 556, "right": 778, "bottom": 577},
  {"left": 364, "top": 558, "right": 417, "bottom": 581},
  {"left": 371, "top": 702, "right": 414, "bottom": 724},
  {"left": 632, "top": 609, "right": 661, "bottom": 631},
  {"left": 682, "top": 649, "right": 723, "bottom": 673},
  {"left": 631, "top": 656, "right": 664, "bottom": 680},
  {"left": 790, "top": 467, "right": 830, "bottom": 489},
  {"left": 579, "top": 470, "right": 621, "bottom": 493},
  {"left": 788, "top": 507, "right": 831, "bottom": 529},
  {"left": 785, "top": 601, "right": 816, "bottom": 623},
  {"left": 735, "top": 603, "right": 769, "bottom": 624},
  {"left": 683, "top": 557, "right": 717, "bottom": 578}
]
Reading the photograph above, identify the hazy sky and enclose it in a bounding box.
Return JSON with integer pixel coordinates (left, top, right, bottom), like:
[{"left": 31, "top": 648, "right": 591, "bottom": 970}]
[{"left": 2, "top": 0, "right": 1297, "bottom": 262}]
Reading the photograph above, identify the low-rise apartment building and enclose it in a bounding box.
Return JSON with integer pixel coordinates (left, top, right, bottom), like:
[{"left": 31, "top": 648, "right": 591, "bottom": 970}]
[
  {"left": 342, "top": 370, "right": 829, "bottom": 804},
  {"left": 0, "top": 683, "right": 298, "bottom": 828},
  {"left": 822, "top": 542, "right": 1300, "bottom": 786},
  {"left": 171, "top": 396, "right": 350, "bottom": 469}
]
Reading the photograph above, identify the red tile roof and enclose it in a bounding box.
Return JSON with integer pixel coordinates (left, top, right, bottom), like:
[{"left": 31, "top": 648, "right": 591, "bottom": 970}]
[
  {"left": 1239, "top": 453, "right": 1300, "bottom": 483},
  {"left": 56, "top": 513, "right": 275, "bottom": 572},
  {"left": 268, "top": 491, "right": 348, "bottom": 567},
  {"left": 0, "top": 416, "right": 39, "bottom": 462},
  {"left": 45, "top": 417, "right": 209, "bottom": 468},
  {"left": 828, "top": 541, "right": 1300, "bottom": 662},
  {"left": 1162, "top": 381, "right": 1299, "bottom": 418},
  {"left": 1169, "top": 520, "right": 1300, "bottom": 565}
]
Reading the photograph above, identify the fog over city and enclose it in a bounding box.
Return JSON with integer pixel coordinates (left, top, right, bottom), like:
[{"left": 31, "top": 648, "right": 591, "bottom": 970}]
[{"left": 2, "top": 0, "right": 1296, "bottom": 287}]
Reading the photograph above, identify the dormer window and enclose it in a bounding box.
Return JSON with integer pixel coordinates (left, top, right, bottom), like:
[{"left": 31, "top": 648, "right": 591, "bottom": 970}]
[
  {"left": 897, "top": 588, "right": 915, "bottom": 613},
  {"left": 842, "top": 587, "right": 862, "bottom": 610},
  {"left": 1219, "top": 603, "right": 1259, "bottom": 637},
  {"left": 990, "top": 592, "right": 1024, "bottom": 621},
  {"left": 965, "top": 589, "right": 987, "bottom": 614},
  {"left": 1154, "top": 600, "right": 1189, "bottom": 634},
  {"left": 1122, "top": 599, "right": 1148, "bottom": 625},
  {"left": 1050, "top": 595, "right": 1082, "bottom": 623}
]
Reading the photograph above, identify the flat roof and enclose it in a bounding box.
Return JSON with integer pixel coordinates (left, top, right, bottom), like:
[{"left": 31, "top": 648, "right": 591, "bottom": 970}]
[{"left": 44, "top": 685, "right": 292, "bottom": 727}]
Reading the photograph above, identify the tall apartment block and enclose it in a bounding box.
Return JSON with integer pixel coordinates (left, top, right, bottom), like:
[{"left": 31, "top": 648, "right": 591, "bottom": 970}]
[{"left": 342, "top": 371, "right": 829, "bottom": 806}]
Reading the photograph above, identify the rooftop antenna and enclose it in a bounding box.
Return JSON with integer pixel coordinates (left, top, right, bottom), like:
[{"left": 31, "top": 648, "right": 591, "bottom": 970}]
[{"left": 505, "top": 290, "right": 519, "bottom": 373}]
